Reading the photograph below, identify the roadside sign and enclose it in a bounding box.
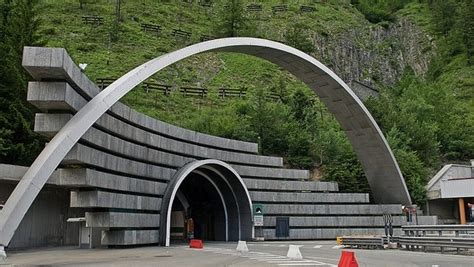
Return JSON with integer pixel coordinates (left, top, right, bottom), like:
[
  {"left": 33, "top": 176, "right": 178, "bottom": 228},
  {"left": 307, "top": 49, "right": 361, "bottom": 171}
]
[{"left": 253, "top": 204, "right": 264, "bottom": 226}]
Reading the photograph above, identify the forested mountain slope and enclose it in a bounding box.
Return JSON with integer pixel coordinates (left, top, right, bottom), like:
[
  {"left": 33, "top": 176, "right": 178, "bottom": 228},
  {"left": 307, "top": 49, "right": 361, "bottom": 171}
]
[{"left": 0, "top": 0, "right": 472, "bottom": 205}]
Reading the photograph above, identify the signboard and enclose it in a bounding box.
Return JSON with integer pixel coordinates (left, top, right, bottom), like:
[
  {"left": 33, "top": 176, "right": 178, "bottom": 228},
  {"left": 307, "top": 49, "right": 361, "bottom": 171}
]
[
  {"left": 254, "top": 215, "right": 264, "bottom": 226},
  {"left": 253, "top": 204, "right": 264, "bottom": 226}
]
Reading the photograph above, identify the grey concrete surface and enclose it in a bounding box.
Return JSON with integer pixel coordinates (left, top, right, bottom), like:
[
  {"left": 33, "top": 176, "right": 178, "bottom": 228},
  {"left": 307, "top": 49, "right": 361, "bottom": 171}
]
[
  {"left": 0, "top": 165, "right": 167, "bottom": 196},
  {"left": 63, "top": 144, "right": 176, "bottom": 181},
  {"left": 85, "top": 212, "right": 160, "bottom": 228},
  {"left": 3, "top": 241, "right": 473, "bottom": 266},
  {"left": 1, "top": 38, "right": 410, "bottom": 249},
  {"left": 263, "top": 204, "right": 402, "bottom": 215},
  {"left": 28, "top": 82, "right": 281, "bottom": 167},
  {"left": 262, "top": 216, "right": 407, "bottom": 227},
  {"left": 249, "top": 191, "right": 369, "bottom": 203},
  {"left": 57, "top": 168, "right": 168, "bottom": 196},
  {"left": 244, "top": 179, "right": 339, "bottom": 192},
  {"left": 22, "top": 47, "right": 259, "bottom": 154},
  {"left": 70, "top": 190, "right": 162, "bottom": 211},
  {"left": 263, "top": 229, "right": 403, "bottom": 240},
  {"left": 0, "top": 183, "right": 79, "bottom": 249},
  {"left": 232, "top": 165, "right": 310, "bottom": 180},
  {"left": 102, "top": 230, "right": 160, "bottom": 246}
]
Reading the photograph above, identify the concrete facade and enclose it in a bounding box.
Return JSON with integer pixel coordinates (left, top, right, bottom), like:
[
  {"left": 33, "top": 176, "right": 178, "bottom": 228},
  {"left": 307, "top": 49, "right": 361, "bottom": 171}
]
[{"left": 0, "top": 39, "right": 416, "bottom": 250}]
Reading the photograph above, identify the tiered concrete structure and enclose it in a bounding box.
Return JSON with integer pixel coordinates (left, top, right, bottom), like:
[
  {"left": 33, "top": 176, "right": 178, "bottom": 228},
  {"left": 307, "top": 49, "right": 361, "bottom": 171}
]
[{"left": 0, "top": 38, "right": 418, "bottom": 250}]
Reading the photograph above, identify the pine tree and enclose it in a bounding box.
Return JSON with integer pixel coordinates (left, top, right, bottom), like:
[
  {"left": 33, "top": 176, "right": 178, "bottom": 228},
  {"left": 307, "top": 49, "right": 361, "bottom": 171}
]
[
  {"left": 284, "top": 22, "right": 314, "bottom": 54},
  {"left": 459, "top": 0, "right": 474, "bottom": 64},
  {"left": 431, "top": 0, "right": 457, "bottom": 37},
  {"left": 0, "top": 0, "right": 43, "bottom": 164},
  {"left": 215, "top": 0, "right": 247, "bottom": 37}
]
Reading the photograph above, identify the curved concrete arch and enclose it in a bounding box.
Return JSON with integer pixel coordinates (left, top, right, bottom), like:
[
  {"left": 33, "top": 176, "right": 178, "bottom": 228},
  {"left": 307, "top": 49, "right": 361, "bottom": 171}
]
[
  {"left": 0, "top": 37, "right": 411, "bottom": 248},
  {"left": 160, "top": 159, "right": 253, "bottom": 246}
]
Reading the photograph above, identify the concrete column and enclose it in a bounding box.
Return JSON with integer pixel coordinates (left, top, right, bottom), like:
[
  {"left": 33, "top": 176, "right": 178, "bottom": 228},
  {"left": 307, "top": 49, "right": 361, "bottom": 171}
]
[{"left": 459, "top": 198, "right": 466, "bottom": 224}]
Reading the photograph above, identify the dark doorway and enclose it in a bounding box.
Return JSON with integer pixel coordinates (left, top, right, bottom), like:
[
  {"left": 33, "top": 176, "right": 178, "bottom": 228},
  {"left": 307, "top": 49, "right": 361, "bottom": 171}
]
[{"left": 170, "top": 172, "right": 226, "bottom": 242}]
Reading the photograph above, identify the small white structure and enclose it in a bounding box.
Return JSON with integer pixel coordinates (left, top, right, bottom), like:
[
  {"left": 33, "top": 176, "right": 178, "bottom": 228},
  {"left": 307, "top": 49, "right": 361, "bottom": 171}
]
[
  {"left": 236, "top": 240, "right": 249, "bottom": 252},
  {"left": 426, "top": 162, "right": 474, "bottom": 224},
  {"left": 286, "top": 244, "right": 303, "bottom": 260},
  {"left": 0, "top": 245, "right": 6, "bottom": 261}
]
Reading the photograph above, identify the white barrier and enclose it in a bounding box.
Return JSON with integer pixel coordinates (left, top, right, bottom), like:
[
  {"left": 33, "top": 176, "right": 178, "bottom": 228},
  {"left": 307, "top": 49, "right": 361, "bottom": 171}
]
[
  {"left": 236, "top": 240, "right": 249, "bottom": 252},
  {"left": 0, "top": 246, "right": 6, "bottom": 262},
  {"left": 286, "top": 244, "right": 303, "bottom": 259}
]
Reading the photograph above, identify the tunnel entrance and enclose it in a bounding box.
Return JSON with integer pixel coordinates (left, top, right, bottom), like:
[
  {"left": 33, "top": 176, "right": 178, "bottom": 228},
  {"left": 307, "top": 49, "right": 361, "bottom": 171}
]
[
  {"left": 161, "top": 160, "right": 253, "bottom": 246},
  {"left": 170, "top": 172, "right": 226, "bottom": 242}
]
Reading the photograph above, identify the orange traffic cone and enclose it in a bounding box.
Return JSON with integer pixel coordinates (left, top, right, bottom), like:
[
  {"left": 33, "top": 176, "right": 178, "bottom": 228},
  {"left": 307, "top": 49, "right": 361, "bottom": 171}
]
[
  {"left": 189, "top": 239, "right": 204, "bottom": 249},
  {"left": 338, "top": 251, "right": 359, "bottom": 267}
]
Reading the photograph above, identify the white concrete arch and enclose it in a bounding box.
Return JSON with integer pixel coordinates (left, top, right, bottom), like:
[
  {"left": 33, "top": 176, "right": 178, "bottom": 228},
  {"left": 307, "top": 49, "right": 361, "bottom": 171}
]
[
  {"left": 0, "top": 37, "right": 411, "bottom": 248},
  {"left": 160, "top": 159, "right": 253, "bottom": 246}
]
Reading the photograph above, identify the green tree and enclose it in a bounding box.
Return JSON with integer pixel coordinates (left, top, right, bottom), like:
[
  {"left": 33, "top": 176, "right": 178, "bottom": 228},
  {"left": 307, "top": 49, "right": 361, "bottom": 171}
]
[
  {"left": 386, "top": 127, "right": 427, "bottom": 205},
  {"left": 248, "top": 88, "right": 289, "bottom": 155},
  {"left": 431, "top": 0, "right": 457, "bottom": 37},
  {"left": 458, "top": 0, "right": 474, "bottom": 64},
  {"left": 215, "top": 0, "right": 248, "bottom": 37},
  {"left": 0, "top": 0, "right": 43, "bottom": 164},
  {"left": 284, "top": 22, "right": 314, "bottom": 54}
]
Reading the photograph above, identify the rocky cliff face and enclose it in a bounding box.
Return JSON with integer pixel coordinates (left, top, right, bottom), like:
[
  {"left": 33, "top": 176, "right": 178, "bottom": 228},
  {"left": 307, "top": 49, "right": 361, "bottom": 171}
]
[{"left": 312, "top": 17, "right": 434, "bottom": 97}]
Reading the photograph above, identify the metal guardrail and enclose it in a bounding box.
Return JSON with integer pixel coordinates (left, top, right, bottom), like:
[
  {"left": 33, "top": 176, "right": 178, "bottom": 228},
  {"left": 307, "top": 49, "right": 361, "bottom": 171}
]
[
  {"left": 341, "top": 236, "right": 400, "bottom": 250},
  {"left": 341, "top": 236, "right": 385, "bottom": 249},
  {"left": 399, "top": 236, "right": 474, "bottom": 253},
  {"left": 400, "top": 225, "right": 474, "bottom": 253},
  {"left": 402, "top": 224, "right": 474, "bottom": 237}
]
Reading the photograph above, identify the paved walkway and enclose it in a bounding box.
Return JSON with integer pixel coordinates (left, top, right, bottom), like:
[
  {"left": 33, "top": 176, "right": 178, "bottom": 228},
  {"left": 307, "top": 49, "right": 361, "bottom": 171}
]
[{"left": 1, "top": 241, "right": 473, "bottom": 266}]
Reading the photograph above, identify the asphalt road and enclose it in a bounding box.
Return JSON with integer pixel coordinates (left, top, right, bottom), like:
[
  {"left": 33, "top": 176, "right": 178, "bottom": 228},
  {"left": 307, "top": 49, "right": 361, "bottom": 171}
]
[{"left": 1, "top": 241, "right": 473, "bottom": 266}]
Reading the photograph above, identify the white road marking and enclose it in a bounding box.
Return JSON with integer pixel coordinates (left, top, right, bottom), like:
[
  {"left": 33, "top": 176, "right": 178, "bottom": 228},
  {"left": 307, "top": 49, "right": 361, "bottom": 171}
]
[
  {"left": 313, "top": 245, "right": 322, "bottom": 248},
  {"left": 277, "top": 263, "right": 325, "bottom": 266},
  {"left": 306, "top": 256, "right": 339, "bottom": 261},
  {"left": 332, "top": 245, "right": 344, "bottom": 249},
  {"left": 250, "top": 256, "right": 287, "bottom": 260},
  {"left": 268, "top": 259, "right": 316, "bottom": 264},
  {"left": 198, "top": 246, "right": 336, "bottom": 266}
]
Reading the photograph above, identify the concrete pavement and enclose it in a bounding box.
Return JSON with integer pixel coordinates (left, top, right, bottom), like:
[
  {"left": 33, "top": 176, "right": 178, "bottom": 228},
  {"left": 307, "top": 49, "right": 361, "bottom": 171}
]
[{"left": 2, "top": 241, "right": 473, "bottom": 266}]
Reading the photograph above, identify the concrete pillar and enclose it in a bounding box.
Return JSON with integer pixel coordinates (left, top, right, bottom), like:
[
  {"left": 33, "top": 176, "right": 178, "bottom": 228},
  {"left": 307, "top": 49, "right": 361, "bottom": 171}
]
[{"left": 459, "top": 198, "right": 466, "bottom": 225}]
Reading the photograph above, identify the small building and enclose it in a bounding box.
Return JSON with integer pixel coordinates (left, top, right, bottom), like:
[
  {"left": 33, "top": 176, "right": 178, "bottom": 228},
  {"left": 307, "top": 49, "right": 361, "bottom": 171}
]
[{"left": 426, "top": 161, "right": 474, "bottom": 224}]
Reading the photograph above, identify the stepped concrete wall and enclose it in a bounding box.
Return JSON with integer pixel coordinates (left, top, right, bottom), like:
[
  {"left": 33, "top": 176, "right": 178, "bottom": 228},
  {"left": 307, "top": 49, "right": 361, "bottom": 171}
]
[{"left": 0, "top": 42, "right": 416, "bottom": 249}]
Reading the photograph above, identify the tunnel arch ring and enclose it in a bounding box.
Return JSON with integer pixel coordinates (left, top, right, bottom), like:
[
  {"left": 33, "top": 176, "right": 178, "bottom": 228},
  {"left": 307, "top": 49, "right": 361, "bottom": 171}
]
[
  {"left": 0, "top": 37, "right": 411, "bottom": 248},
  {"left": 161, "top": 159, "right": 253, "bottom": 246}
]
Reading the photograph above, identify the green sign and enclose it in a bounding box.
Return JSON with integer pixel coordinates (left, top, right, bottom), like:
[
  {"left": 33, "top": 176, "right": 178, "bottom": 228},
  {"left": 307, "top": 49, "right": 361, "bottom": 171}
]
[
  {"left": 253, "top": 203, "right": 264, "bottom": 226},
  {"left": 253, "top": 203, "right": 264, "bottom": 216}
]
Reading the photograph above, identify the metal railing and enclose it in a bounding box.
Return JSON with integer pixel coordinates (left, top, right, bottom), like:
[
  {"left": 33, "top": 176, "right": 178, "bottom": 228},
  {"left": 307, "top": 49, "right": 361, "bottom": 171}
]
[{"left": 400, "top": 225, "right": 474, "bottom": 253}]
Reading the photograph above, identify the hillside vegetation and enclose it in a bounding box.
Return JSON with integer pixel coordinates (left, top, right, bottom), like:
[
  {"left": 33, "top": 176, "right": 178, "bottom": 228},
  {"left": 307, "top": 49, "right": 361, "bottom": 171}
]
[{"left": 0, "top": 0, "right": 472, "bottom": 206}]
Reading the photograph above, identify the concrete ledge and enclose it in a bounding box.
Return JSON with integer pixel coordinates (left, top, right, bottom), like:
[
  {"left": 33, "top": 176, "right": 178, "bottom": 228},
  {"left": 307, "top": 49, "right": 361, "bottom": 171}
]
[
  {"left": 249, "top": 191, "right": 369, "bottom": 203},
  {"left": 64, "top": 144, "right": 176, "bottom": 181},
  {"left": 70, "top": 191, "right": 162, "bottom": 211},
  {"left": 22, "top": 47, "right": 259, "bottom": 154},
  {"left": 34, "top": 113, "right": 72, "bottom": 138},
  {"left": 102, "top": 230, "right": 159, "bottom": 245},
  {"left": 263, "top": 228, "right": 402, "bottom": 240},
  {"left": 263, "top": 216, "right": 407, "bottom": 227},
  {"left": 29, "top": 88, "right": 280, "bottom": 166},
  {"left": 0, "top": 166, "right": 167, "bottom": 196},
  {"left": 27, "top": 82, "right": 85, "bottom": 112},
  {"left": 263, "top": 204, "right": 402, "bottom": 215},
  {"left": 243, "top": 179, "right": 339, "bottom": 192},
  {"left": 58, "top": 168, "right": 167, "bottom": 195},
  {"left": 85, "top": 212, "right": 160, "bottom": 228},
  {"left": 233, "top": 165, "right": 309, "bottom": 180}
]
